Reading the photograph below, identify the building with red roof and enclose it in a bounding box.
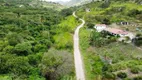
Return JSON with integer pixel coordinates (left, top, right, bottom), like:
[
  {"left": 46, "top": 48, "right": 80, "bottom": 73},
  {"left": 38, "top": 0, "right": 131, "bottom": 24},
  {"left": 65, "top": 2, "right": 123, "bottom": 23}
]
[{"left": 104, "top": 28, "right": 129, "bottom": 37}]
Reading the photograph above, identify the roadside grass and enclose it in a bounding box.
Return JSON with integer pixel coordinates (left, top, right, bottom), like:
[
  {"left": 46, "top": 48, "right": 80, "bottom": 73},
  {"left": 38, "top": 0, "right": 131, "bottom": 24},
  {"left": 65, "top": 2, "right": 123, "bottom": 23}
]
[
  {"left": 80, "top": 27, "right": 103, "bottom": 80},
  {"left": 58, "top": 16, "right": 80, "bottom": 33},
  {"left": 80, "top": 27, "right": 94, "bottom": 80}
]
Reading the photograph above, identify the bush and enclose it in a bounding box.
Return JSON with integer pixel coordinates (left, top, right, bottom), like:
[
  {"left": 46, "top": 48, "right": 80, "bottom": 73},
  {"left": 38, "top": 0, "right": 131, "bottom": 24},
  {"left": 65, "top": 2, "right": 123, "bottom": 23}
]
[
  {"left": 133, "top": 37, "right": 142, "bottom": 46},
  {"left": 123, "top": 78, "right": 131, "bottom": 80},
  {"left": 100, "top": 1, "right": 111, "bottom": 8},
  {"left": 87, "top": 23, "right": 94, "bottom": 28},
  {"left": 60, "top": 8, "right": 73, "bottom": 17},
  {"left": 117, "top": 72, "right": 127, "bottom": 78},
  {"left": 131, "top": 68, "right": 139, "bottom": 74},
  {"left": 133, "top": 76, "right": 142, "bottom": 80},
  {"left": 14, "top": 42, "right": 32, "bottom": 56},
  {"left": 128, "top": 9, "right": 141, "bottom": 17},
  {"left": 103, "top": 72, "right": 116, "bottom": 79}
]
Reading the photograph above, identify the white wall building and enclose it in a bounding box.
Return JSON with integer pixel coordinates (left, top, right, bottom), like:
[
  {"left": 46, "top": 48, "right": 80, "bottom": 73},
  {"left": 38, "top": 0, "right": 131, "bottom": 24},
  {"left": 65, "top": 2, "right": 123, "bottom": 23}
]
[{"left": 94, "top": 24, "right": 107, "bottom": 32}]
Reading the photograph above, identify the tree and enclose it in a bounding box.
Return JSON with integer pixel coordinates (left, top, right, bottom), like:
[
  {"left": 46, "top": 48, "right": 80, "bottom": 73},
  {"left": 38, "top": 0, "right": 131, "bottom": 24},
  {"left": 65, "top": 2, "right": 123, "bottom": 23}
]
[
  {"left": 0, "top": 53, "right": 30, "bottom": 75},
  {"left": 0, "top": 40, "right": 8, "bottom": 52},
  {"left": 100, "top": 0, "right": 111, "bottom": 8},
  {"left": 3, "top": 45, "right": 14, "bottom": 53},
  {"left": 128, "top": 9, "right": 141, "bottom": 17},
  {"left": 13, "top": 42, "right": 32, "bottom": 56},
  {"left": 39, "top": 48, "right": 74, "bottom": 80},
  {"left": 7, "top": 33, "right": 23, "bottom": 46},
  {"left": 102, "top": 18, "right": 110, "bottom": 25},
  {"left": 6, "top": 57, "right": 31, "bottom": 75},
  {"left": 132, "top": 37, "right": 142, "bottom": 46},
  {"left": 60, "top": 8, "right": 73, "bottom": 17},
  {"left": 87, "top": 23, "right": 94, "bottom": 28},
  {"left": 90, "top": 30, "right": 106, "bottom": 47}
]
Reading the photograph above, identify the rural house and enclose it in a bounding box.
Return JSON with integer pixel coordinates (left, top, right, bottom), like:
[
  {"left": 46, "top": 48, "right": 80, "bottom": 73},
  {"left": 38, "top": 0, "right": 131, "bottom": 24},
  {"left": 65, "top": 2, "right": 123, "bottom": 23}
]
[
  {"left": 104, "top": 28, "right": 129, "bottom": 37},
  {"left": 94, "top": 24, "right": 107, "bottom": 32}
]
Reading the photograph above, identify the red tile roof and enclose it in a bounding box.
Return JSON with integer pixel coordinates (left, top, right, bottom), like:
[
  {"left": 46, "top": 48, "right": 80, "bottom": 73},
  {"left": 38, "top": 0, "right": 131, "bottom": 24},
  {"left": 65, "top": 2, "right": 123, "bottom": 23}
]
[{"left": 104, "top": 28, "right": 128, "bottom": 35}]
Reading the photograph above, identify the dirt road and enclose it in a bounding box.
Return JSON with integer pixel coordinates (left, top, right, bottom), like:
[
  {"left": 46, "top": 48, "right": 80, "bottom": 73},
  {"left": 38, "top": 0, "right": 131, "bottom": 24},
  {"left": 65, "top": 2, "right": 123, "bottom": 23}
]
[{"left": 73, "top": 12, "right": 85, "bottom": 80}]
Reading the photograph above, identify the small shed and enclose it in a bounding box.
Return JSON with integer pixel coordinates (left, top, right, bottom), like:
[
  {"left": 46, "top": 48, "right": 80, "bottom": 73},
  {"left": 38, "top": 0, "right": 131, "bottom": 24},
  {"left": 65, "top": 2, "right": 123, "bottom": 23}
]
[{"left": 94, "top": 24, "right": 107, "bottom": 32}]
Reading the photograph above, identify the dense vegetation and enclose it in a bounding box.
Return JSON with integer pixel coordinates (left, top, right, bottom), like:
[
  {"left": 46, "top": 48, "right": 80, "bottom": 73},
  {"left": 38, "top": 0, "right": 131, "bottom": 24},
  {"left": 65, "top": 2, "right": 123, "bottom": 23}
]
[{"left": 0, "top": 1, "right": 78, "bottom": 80}]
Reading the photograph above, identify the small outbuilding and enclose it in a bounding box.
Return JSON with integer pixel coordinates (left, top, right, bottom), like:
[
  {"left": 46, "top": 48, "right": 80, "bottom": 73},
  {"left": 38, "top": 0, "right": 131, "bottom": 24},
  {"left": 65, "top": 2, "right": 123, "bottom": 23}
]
[{"left": 94, "top": 24, "right": 107, "bottom": 32}]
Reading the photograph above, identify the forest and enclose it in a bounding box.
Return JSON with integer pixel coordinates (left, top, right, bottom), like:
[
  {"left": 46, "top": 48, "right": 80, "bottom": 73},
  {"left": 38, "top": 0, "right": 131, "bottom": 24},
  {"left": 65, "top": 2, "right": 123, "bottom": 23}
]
[{"left": 0, "top": 0, "right": 78, "bottom": 80}]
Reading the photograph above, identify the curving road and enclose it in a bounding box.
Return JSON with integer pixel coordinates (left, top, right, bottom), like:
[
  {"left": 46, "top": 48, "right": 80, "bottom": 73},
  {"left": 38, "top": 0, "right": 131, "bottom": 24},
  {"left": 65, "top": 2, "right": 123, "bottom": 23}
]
[{"left": 73, "top": 12, "right": 85, "bottom": 80}]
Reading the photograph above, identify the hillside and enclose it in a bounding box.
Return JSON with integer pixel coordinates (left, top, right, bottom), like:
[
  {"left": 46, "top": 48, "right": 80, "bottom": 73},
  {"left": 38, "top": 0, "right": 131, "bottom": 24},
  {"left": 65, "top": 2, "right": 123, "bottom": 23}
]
[
  {"left": 76, "top": 0, "right": 142, "bottom": 80},
  {"left": 0, "top": 1, "right": 77, "bottom": 80},
  {"left": 62, "top": 0, "right": 92, "bottom": 6},
  {"left": 0, "top": 0, "right": 142, "bottom": 80},
  {"left": 41, "top": 1, "right": 64, "bottom": 10},
  {"left": 0, "top": 0, "right": 65, "bottom": 10},
  {"left": 77, "top": 0, "right": 142, "bottom": 32}
]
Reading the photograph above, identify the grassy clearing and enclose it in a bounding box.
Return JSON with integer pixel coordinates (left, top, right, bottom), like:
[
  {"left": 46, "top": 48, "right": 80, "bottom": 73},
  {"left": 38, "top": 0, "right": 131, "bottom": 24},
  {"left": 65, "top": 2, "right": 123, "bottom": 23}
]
[{"left": 53, "top": 15, "right": 80, "bottom": 49}]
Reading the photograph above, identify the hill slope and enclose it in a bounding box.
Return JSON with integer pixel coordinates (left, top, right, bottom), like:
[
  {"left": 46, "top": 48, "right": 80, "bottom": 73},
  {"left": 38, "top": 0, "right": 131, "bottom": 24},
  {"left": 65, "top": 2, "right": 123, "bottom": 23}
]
[
  {"left": 76, "top": 0, "right": 142, "bottom": 27},
  {"left": 75, "top": 0, "right": 142, "bottom": 80},
  {"left": 0, "top": 0, "right": 65, "bottom": 10}
]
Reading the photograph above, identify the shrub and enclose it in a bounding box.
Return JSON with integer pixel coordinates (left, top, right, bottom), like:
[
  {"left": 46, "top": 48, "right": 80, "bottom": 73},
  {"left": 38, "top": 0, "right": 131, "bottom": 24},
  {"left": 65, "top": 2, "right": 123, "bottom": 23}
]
[
  {"left": 123, "top": 78, "right": 131, "bottom": 80},
  {"left": 87, "top": 23, "right": 94, "bottom": 28},
  {"left": 103, "top": 72, "right": 116, "bottom": 79},
  {"left": 133, "top": 76, "right": 142, "bottom": 80},
  {"left": 117, "top": 72, "right": 127, "bottom": 78},
  {"left": 131, "top": 68, "right": 139, "bottom": 74},
  {"left": 133, "top": 37, "right": 142, "bottom": 46},
  {"left": 128, "top": 9, "right": 141, "bottom": 17}
]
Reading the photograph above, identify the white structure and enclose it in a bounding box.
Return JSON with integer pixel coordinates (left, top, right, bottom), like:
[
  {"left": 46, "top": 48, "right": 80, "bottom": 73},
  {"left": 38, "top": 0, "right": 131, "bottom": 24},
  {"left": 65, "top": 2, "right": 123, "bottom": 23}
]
[
  {"left": 85, "top": 8, "right": 90, "bottom": 12},
  {"left": 94, "top": 24, "right": 107, "bottom": 32},
  {"left": 125, "top": 32, "right": 135, "bottom": 40},
  {"left": 19, "top": 5, "right": 24, "bottom": 7}
]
